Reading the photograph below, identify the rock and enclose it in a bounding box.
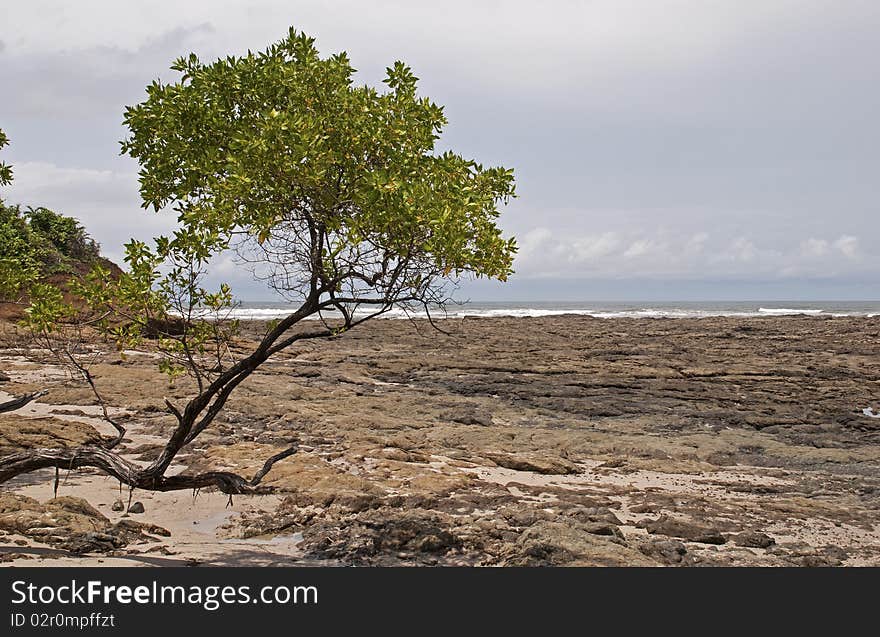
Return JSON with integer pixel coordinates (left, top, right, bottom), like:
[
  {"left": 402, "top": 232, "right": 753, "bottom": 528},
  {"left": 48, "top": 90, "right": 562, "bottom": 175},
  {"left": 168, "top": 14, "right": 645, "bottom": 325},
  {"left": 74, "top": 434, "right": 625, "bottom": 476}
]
[
  {"left": 61, "top": 532, "right": 124, "bottom": 554},
  {"left": 301, "top": 509, "right": 462, "bottom": 562},
  {"left": 638, "top": 515, "right": 727, "bottom": 545},
  {"left": 127, "top": 502, "right": 145, "bottom": 514},
  {"left": 145, "top": 545, "right": 175, "bottom": 555},
  {"left": 580, "top": 522, "right": 625, "bottom": 539},
  {"left": 639, "top": 539, "right": 689, "bottom": 565},
  {"left": 142, "top": 316, "right": 186, "bottom": 337},
  {"left": 800, "top": 555, "right": 836, "bottom": 567},
  {"left": 0, "top": 493, "right": 151, "bottom": 554},
  {"left": 823, "top": 545, "right": 848, "bottom": 562},
  {"left": 509, "top": 521, "right": 656, "bottom": 566},
  {"left": 439, "top": 408, "right": 493, "bottom": 426},
  {"left": 0, "top": 372, "right": 10, "bottom": 382},
  {"left": 410, "top": 534, "right": 451, "bottom": 552},
  {"left": 113, "top": 518, "right": 171, "bottom": 538},
  {"left": 4, "top": 314, "right": 880, "bottom": 566},
  {"left": 378, "top": 447, "right": 428, "bottom": 463},
  {"left": 628, "top": 503, "right": 656, "bottom": 514},
  {"left": 111, "top": 500, "right": 125, "bottom": 512},
  {"left": 569, "top": 506, "right": 624, "bottom": 526},
  {"left": 485, "top": 452, "right": 579, "bottom": 475},
  {"left": 732, "top": 531, "right": 775, "bottom": 549},
  {"left": 0, "top": 415, "right": 104, "bottom": 456},
  {"left": 500, "top": 507, "right": 554, "bottom": 528}
]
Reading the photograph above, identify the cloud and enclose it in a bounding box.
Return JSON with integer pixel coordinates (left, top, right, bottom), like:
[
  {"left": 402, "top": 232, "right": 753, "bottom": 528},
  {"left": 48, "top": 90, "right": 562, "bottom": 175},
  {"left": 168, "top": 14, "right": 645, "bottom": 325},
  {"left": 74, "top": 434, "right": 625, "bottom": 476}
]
[
  {"left": 2, "top": 2, "right": 879, "bottom": 299},
  {"left": 0, "top": 161, "right": 175, "bottom": 264},
  {"left": 801, "top": 238, "right": 830, "bottom": 258},
  {"left": 510, "top": 226, "right": 876, "bottom": 281},
  {"left": 0, "top": 25, "right": 214, "bottom": 120},
  {"left": 834, "top": 235, "right": 859, "bottom": 259},
  {"left": 623, "top": 239, "right": 658, "bottom": 259}
]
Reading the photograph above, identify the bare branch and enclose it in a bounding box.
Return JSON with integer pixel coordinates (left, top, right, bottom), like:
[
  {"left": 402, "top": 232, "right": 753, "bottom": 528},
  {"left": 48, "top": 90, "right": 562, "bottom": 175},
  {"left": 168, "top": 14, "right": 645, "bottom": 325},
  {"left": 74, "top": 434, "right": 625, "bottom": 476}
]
[
  {"left": 0, "top": 390, "right": 48, "bottom": 414},
  {"left": 0, "top": 443, "right": 298, "bottom": 495}
]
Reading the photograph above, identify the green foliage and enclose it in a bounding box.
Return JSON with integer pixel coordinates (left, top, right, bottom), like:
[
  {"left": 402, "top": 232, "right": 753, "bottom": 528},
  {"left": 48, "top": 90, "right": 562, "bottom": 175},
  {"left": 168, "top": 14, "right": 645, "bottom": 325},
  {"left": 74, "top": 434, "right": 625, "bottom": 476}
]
[
  {"left": 0, "top": 201, "right": 101, "bottom": 300},
  {"left": 26, "top": 28, "right": 518, "bottom": 385},
  {"left": 70, "top": 237, "right": 239, "bottom": 382},
  {"left": 0, "top": 202, "right": 40, "bottom": 298},
  {"left": 0, "top": 128, "right": 12, "bottom": 187},
  {"left": 121, "top": 27, "right": 517, "bottom": 294},
  {"left": 27, "top": 206, "right": 100, "bottom": 262},
  {"left": 22, "top": 283, "right": 72, "bottom": 332},
  {"left": 0, "top": 129, "right": 100, "bottom": 301}
]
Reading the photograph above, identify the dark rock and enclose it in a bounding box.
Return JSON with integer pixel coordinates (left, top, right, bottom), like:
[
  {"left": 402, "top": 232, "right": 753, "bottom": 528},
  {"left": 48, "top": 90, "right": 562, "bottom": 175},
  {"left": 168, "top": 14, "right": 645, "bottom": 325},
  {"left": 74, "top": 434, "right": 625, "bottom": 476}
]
[
  {"left": 823, "top": 545, "right": 849, "bottom": 562},
  {"left": 301, "top": 509, "right": 462, "bottom": 562},
  {"left": 127, "top": 502, "right": 145, "bottom": 514},
  {"left": 113, "top": 518, "right": 171, "bottom": 538},
  {"left": 60, "top": 531, "right": 125, "bottom": 554},
  {"left": 500, "top": 507, "right": 554, "bottom": 528},
  {"left": 485, "top": 452, "right": 579, "bottom": 475},
  {"left": 580, "top": 522, "right": 625, "bottom": 539},
  {"left": 410, "top": 534, "right": 451, "bottom": 552},
  {"left": 439, "top": 408, "right": 493, "bottom": 426},
  {"left": 638, "top": 515, "right": 727, "bottom": 544},
  {"left": 732, "top": 531, "right": 775, "bottom": 548},
  {"left": 639, "top": 539, "right": 688, "bottom": 564},
  {"left": 510, "top": 521, "right": 655, "bottom": 566},
  {"left": 569, "top": 506, "right": 624, "bottom": 526},
  {"left": 800, "top": 555, "right": 836, "bottom": 567},
  {"left": 142, "top": 316, "right": 186, "bottom": 338}
]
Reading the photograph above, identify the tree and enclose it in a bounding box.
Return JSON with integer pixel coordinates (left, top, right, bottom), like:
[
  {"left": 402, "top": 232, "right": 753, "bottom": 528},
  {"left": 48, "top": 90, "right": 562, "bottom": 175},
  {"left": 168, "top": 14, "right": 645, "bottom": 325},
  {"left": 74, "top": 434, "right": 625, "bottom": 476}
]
[
  {"left": 0, "top": 29, "right": 516, "bottom": 497},
  {"left": 0, "top": 201, "right": 101, "bottom": 301},
  {"left": 0, "top": 129, "right": 34, "bottom": 298},
  {"left": 0, "top": 203, "right": 40, "bottom": 299}
]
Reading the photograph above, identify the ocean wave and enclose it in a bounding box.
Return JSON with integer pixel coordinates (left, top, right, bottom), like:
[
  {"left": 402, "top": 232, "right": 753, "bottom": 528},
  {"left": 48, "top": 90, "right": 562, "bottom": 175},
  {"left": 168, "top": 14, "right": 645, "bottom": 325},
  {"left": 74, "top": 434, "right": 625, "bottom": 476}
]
[
  {"left": 208, "top": 306, "right": 874, "bottom": 320},
  {"left": 757, "top": 308, "right": 824, "bottom": 315}
]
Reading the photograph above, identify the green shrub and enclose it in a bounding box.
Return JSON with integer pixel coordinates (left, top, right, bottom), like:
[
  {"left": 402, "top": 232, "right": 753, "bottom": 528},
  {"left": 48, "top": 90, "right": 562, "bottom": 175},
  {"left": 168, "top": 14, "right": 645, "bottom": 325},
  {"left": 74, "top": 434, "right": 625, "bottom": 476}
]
[{"left": 0, "top": 200, "right": 100, "bottom": 300}]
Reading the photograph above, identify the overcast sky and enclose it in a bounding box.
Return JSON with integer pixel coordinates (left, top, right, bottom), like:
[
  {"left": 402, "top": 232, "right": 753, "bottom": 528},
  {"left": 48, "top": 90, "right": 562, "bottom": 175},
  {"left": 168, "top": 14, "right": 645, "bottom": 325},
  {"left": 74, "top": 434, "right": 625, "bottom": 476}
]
[{"left": 1, "top": 1, "right": 878, "bottom": 301}]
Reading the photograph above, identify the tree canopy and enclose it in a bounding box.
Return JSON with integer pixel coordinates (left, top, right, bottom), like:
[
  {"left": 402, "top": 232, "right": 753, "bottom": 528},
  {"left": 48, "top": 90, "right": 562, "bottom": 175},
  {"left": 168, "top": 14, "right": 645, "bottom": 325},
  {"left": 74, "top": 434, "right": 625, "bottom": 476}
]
[{"left": 120, "top": 28, "right": 516, "bottom": 317}]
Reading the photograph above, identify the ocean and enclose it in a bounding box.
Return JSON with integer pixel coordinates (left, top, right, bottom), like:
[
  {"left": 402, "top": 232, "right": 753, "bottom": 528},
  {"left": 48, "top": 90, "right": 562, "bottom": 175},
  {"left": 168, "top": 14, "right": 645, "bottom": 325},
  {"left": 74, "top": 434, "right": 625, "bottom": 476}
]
[{"left": 226, "top": 300, "right": 880, "bottom": 320}]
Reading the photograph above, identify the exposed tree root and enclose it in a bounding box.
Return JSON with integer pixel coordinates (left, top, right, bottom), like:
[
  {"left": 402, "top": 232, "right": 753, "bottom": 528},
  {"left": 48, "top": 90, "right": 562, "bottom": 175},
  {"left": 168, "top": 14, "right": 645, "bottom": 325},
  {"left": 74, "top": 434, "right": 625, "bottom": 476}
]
[{"left": 0, "top": 444, "right": 298, "bottom": 495}]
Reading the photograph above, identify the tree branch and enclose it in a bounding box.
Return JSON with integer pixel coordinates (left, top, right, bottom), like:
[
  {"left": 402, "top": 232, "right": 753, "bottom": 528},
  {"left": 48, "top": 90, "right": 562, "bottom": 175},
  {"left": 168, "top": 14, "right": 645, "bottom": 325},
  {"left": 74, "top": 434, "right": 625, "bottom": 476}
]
[
  {"left": 0, "top": 443, "right": 298, "bottom": 495},
  {"left": 0, "top": 390, "right": 48, "bottom": 414}
]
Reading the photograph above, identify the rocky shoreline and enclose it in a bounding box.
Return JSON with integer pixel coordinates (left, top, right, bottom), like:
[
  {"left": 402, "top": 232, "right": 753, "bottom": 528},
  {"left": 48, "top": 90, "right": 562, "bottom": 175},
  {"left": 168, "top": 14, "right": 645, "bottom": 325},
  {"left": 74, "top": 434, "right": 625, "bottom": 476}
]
[{"left": 1, "top": 315, "right": 879, "bottom": 566}]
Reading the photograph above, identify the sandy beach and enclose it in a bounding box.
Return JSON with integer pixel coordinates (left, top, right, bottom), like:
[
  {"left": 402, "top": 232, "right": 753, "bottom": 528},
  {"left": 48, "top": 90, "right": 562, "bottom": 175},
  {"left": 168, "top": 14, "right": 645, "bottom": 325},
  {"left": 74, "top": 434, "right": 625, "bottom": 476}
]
[{"left": 1, "top": 314, "right": 879, "bottom": 566}]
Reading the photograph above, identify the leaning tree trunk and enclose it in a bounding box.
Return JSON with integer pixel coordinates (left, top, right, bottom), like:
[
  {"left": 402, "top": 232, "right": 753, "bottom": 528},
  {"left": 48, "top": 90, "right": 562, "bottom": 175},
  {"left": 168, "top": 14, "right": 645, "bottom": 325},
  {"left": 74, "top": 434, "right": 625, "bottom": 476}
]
[
  {"left": 0, "top": 296, "right": 382, "bottom": 499},
  {"left": 0, "top": 389, "right": 297, "bottom": 497}
]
